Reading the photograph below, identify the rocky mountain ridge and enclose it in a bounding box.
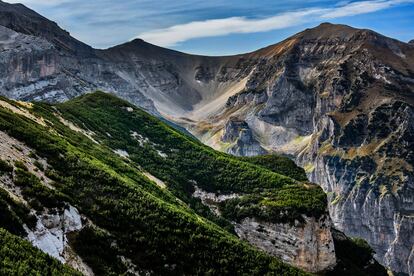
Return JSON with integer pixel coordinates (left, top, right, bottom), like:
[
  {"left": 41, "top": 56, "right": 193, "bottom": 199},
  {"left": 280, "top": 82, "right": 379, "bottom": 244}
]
[{"left": 0, "top": 1, "right": 413, "bottom": 274}]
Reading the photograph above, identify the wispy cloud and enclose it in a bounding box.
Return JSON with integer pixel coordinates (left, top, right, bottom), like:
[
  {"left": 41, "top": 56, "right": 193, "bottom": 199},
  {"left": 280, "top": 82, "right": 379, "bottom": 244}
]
[
  {"left": 321, "top": 0, "right": 405, "bottom": 18},
  {"left": 3, "top": 0, "right": 413, "bottom": 51},
  {"left": 138, "top": 0, "right": 412, "bottom": 46}
]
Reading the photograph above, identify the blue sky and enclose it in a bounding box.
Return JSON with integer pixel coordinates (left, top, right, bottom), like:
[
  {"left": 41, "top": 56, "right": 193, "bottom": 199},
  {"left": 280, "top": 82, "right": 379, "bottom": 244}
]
[{"left": 5, "top": 0, "right": 414, "bottom": 55}]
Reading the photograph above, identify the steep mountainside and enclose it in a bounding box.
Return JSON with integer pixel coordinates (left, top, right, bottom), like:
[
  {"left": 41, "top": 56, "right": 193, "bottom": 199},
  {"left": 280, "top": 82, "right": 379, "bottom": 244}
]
[
  {"left": 0, "top": 0, "right": 156, "bottom": 113},
  {"left": 181, "top": 23, "right": 414, "bottom": 275},
  {"left": 0, "top": 92, "right": 312, "bottom": 275},
  {"left": 0, "top": 1, "right": 412, "bottom": 274},
  {"left": 106, "top": 24, "right": 414, "bottom": 274},
  {"left": 0, "top": 92, "right": 387, "bottom": 275}
]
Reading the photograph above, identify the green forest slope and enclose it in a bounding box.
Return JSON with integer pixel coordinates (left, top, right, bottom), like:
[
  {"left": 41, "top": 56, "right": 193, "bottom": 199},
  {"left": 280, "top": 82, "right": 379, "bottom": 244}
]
[
  {"left": 0, "top": 92, "right": 316, "bottom": 275},
  {"left": 0, "top": 92, "right": 385, "bottom": 275}
]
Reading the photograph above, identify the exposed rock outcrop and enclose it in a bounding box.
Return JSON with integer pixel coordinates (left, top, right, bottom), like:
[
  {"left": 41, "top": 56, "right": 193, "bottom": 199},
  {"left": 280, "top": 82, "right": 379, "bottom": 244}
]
[
  {"left": 0, "top": 3, "right": 156, "bottom": 114},
  {"left": 296, "top": 100, "right": 414, "bottom": 274},
  {"left": 225, "top": 89, "right": 268, "bottom": 108},
  {"left": 26, "top": 207, "right": 83, "bottom": 260},
  {"left": 192, "top": 185, "right": 240, "bottom": 216},
  {"left": 235, "top": 216, "right": 336, "bottom": 273},
  {"left": 221, "top": 118, "right": 267, "bottom": 156},
  {"left": 192, "top": 184, "right": 336, "bottom": 272},
  {"left": 385, "top": 213, "right": 414, "bottom": 274},
  {"left": 0, "top": 0, "right": 92, "bottom": 56}
]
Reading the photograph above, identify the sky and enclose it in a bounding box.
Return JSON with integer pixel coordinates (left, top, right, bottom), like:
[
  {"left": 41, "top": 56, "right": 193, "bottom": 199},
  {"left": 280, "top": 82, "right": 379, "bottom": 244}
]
[{"left": 4, "top": 0, "right": 414, "bottom": 55}]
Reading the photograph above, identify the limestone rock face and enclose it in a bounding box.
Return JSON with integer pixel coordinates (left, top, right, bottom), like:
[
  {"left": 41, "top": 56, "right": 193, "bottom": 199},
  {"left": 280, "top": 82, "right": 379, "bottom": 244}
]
[
  {"left": 235, "top": 216, "right": 336, "bottom": 273},
  {"left": 0, "top": 24, "right": 157, "bottom": 114},
  {"left": 192, "top": 184, "right": 336, "bottom": 273},
  {"left": 301, "top": 101, "right": 414, "bottom": 274},
  {"left": 221, "top": 118, "right": 267, "bottom": 156},
  {"left": 26, "top": 205, "right": 83, "bottom": 263},
  {"left": 226, "top": 89, "right": 268, "bottom": 108},
  {"left": 0, "top": 0, "right": 93, "bottom": 56},
  {"left": 0, "top": 2, "right": 158, "bottom": 114},
  {"left": 385, "top": 213, "right": 414, "bottom": 274}
]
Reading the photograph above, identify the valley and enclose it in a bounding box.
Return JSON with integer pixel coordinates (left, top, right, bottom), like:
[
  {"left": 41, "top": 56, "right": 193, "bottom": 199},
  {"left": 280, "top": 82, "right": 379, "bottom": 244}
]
[
  {"left": 0, "top": 92, "right": 385, "bottom": 275},
  {"left": 0, "top": 0, "right": 413, "bottom": 274}
]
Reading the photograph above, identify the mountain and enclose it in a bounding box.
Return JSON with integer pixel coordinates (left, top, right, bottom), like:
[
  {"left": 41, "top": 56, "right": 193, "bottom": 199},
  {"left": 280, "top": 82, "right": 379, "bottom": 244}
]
[
  {"left": 0, "top": 91, "right": 387, "bottom": 275},
  {"left": 0, "top": 0, "right": 92, "bottom": 56},
  {"left": 0, "top": 0, "right": 156, "bottom": 113},
  {"left": 177, "top": 22, "right": 414, "bottom": 275},
  {"left": 0, "top": 1, "right": 412, "bottom": 274},
  {"left": 104, "top": 23, "right": 414, "bottom": 275}
]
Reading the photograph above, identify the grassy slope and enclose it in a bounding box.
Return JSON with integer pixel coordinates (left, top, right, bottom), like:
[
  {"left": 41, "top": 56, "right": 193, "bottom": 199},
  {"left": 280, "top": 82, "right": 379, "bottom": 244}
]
[
  {"left": 238, "top": 155, "right": 308, "bottom": 181},
  {"left": 56, "top": 92, "right": 326, "bottom": 223},
  {"left": 0, "top": 92, "right": 386, "bottom": 275},
  {"left": 52, "top": 92, "right": 387, "bottom": 276},
  {"left": 0, "top": 93, "right": 312, "bottom": 275},
  {"left": 57, "top": 93, "right": 297, "bottom": 194},
  {"left": 0, "top": 228, "right": 80, "bottom": 276}
]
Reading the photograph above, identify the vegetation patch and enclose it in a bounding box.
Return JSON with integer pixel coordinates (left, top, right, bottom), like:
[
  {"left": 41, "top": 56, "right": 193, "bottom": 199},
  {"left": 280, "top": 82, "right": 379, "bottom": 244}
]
[
  {"left": 68, "top": 226, "right": 129, "bottom": 275},
  {"left": 14, "top": 168, "right": 68, "bottom": 211},
  {"left": 238, "top": 155, "right": 308, "bottom": 181},
  {"left": 303, "top": 163, "right": 315, "bottom": 174},
  {"left": 0, "top": 188, "right": 28, "bottom": 235},
  {"left": 220, "top": 184, "right": 327, "bottom": 224},
  {"left": 0, "top": 228, "right": 80, "bottom": 275},
  {"left": 328, "top": 229, "right": 387, "bottom": 276},
  {"left": 0, "top": 159, "right": 13, "bottom": 175}
]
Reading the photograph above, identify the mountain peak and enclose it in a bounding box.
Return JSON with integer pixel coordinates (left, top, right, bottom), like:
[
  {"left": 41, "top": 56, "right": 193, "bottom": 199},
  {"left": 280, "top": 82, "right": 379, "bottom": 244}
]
[
  {"left": 104, "top": 37, "right": 191, "bottom": 59},
  {"left": 409, "top": 39, "right": 414, "bottom": 44},
  {"left": 297, "top": 22, "right": 362, "bottom": 40},
  {"left": 128, "top": 38, "right": 147, "bottom": 45},
  {"left": 0, "top": 0, "right": 92, "bottom": 56},
  {"left": 315, "top": 22, "right": 338, "bottom": 28},
  {"left": 250, "top": 23, "right": 364, "bottom": 58}
]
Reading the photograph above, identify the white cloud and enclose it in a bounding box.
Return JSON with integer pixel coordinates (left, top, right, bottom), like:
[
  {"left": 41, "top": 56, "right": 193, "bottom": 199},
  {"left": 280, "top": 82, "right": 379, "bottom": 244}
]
[
  {"left": 138, "top": 0, "right": 413, "bottom": 46},
  {"left": 139, "top": 9, "right": 321, "bottom": 46},
  {"left": 321, "top": 0, "right": 402, "bottom": 18}
]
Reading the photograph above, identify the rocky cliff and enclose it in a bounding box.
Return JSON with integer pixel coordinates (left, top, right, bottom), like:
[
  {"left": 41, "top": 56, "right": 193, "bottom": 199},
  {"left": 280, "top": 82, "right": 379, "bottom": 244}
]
[
  {"left": 221, "top": 118, "right": 267, "bottom": 156},
  {"left": 304, "top": 100, "right": 414, "bottom": 274},
  {"left": 234, "top": 216, "right": 336, "bottom": 273},
  {"left": 192, "top": 184, "right": 336, "bottom": 272},
  {"left": 0, "top": 1, "right": 156, "bottom": 114},
  {"left": 0, "top": 1, "right": 412, "bottom": 273},
  {"left": 190, "top": 24, "right": 414, "bottom": 274}
]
